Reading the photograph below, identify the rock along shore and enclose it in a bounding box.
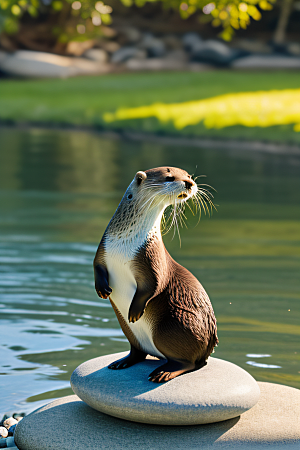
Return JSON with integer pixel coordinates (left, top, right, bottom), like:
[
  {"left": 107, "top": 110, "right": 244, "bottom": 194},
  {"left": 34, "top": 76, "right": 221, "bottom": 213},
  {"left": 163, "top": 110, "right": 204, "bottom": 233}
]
[{"left": 2, "top": 30, "right": 300, "bottom": 78}]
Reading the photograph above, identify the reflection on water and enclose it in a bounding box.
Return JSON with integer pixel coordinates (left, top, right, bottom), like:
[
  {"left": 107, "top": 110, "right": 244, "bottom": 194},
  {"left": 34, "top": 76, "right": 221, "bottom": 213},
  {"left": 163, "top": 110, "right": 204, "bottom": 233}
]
[
  {"left": 246, "top": 361, "right": 282, "bottom": 369},
  {"left": 0, "top": 127, "right": 300, "bottom": 415}
]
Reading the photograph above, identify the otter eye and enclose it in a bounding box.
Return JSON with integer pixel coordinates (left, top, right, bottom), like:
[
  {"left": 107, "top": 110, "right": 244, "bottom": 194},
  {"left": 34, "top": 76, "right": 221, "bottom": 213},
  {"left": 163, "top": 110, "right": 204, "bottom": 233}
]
[
  {"left": 128, "top": 194, "right": 133, "bottom": 199},
  {"left": 165, "top": 176, "right": 175, "bottom": 182}
]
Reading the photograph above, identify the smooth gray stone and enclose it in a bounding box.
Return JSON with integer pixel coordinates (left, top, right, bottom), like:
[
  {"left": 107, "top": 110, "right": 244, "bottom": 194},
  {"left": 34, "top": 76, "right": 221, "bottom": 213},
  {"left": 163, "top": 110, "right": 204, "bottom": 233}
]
[
  {"left": 138, "top": 33, "right": 166, "bottom": 58},
  {"left": 15, "top": 382, "right": 300, "bottom": 450},
  {"left": 83, "top": 48, "right": 108, "bottom": 63},
  {"left": 182, "top": 32, "right": 202, "bottom": 52},
  {"left": 190, "top": 40, "right": 244, "bottom": 66},
  {"left": 0, "top": 50, "right": 111, "bottom": 78},
  {"left": 111, "top": 47, "right": 146, "bottom": 64},
  {"left": 70, "top": 352, "right": 260, "bottom": 425}
]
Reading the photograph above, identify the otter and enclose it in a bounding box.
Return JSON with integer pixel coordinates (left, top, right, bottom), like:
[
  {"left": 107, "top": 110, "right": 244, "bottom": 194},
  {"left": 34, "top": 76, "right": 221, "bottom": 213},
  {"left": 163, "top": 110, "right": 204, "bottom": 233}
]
[{"left": 94, "top": 166, "right": 218, "bottom": 383}]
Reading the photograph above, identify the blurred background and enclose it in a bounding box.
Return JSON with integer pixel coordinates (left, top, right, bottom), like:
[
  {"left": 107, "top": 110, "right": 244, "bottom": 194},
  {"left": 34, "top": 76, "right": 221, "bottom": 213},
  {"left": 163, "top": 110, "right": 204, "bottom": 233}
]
[{"left": 0, "top": 0, "right": 300, "bottom": 420}]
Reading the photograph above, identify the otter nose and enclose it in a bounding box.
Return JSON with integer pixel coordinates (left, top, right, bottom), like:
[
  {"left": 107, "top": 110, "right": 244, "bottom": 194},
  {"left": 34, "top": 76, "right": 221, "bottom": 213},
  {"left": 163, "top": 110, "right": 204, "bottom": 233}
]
[{"left": 184, "top": 180, "right": 194, "bottom": 191}]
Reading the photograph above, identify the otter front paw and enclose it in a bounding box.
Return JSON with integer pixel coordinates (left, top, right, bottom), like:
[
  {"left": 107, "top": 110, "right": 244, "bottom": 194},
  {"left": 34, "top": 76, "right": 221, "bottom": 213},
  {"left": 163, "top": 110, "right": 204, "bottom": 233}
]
[
  {"left": 96, "top": 285, "right": 112, "bottom": 299},
  {"left": 94, "top": 264, "right": 112, "bottom": 299},
  {"left": 128, "top": 306, "right": 144, "bottom": 323}
]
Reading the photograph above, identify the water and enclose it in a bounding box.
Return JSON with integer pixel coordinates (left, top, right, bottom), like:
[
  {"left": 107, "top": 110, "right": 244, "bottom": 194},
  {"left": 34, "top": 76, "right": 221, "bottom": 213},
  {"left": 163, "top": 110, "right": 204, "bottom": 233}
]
[{"left": 0, "top": 127, "right": 299, "bottom": 415}]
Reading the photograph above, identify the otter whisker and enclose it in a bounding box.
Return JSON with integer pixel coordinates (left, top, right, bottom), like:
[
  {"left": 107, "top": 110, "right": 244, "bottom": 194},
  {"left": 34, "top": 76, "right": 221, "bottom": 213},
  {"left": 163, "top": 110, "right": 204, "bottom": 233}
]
[
  {"left": 138, "top": 191, "right": 159, "bottom": 211},
  {"left": 193, "top": 197, "right": 202, "bottom": 226},
  {"left": 193, "top": 174, "right": 207, "bottom": 183},
  {"left": 198, "top": 183, "right": 217, "bottom": 193},
  {"left": 185, "top": 200, "right": 196, "bottom": 216},
  {"left": 170, "top": 201, "right": 182, "bottom": 246},
  {"left": 198, "top": 188, "right": 215, "bottom": 200},
  {"left": 140, "top": 174, "right": 217, "bottom": 243},
  {"left": 196, "top": 193, "right": 209, "bottom": 216},
  {"left": 198, "top": 190, "right": 213, "bottom": 202}
]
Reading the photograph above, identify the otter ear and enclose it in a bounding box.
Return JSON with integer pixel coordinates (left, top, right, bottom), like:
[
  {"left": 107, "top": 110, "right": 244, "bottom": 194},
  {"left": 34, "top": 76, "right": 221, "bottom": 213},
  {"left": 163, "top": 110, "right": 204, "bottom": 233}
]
[{"left": 135, "top": 171, "right": 147, "bottom": 186}]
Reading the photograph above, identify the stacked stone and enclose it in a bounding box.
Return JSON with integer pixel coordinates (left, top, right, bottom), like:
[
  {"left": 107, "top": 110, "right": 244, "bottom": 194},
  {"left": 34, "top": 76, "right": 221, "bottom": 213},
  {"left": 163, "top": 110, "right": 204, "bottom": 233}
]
[{"left": 14, "top": 352, "right": 300, "bottom": 449}]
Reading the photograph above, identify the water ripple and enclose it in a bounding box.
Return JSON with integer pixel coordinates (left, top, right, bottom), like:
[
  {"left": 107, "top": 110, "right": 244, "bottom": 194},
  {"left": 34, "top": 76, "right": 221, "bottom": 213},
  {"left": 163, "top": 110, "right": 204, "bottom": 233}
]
[{"left": 246, "top": 361, "right": 282, "bottom": 369}]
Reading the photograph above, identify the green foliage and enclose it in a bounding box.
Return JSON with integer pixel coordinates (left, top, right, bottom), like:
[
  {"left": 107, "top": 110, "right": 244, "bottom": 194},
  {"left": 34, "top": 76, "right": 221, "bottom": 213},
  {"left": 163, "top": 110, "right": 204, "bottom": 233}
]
[
  {"left": 0, "top": 0, "right": 112, "bottom": 40},
  {"left": 202, "top": 0, "right": 276, "bottom": 41},
  {"left": 0, "top": 0, "right": 276, "bottom": 41},
  {"left": 0, "top": 0, "right": 36, "bottom": 33},
  {"left": 120, "top": 0, "right": 276, "bottom": 40}
]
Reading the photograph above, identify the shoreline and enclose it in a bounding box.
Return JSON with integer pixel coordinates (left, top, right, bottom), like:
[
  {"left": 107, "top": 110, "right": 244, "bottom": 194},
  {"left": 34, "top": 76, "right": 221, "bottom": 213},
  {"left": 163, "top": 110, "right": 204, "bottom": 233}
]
[{"left": 1, "top": 122, "right": 300, "bottom": 156}]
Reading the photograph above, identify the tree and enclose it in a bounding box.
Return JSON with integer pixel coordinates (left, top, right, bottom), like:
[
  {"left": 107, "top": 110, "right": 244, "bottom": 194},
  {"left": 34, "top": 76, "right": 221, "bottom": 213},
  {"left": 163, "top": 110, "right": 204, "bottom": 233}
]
[
  {"left": 0, "top": 0, "right": 279, "bottom": 49},
  {"left": 120, "top": 0, "right": 276, "bottom": 41},
  {"left": 273, "top": 0, "right": 294, "bottom": 44},
  {"left": 0, "top": 0, "right": 112, "bottom": 51}
]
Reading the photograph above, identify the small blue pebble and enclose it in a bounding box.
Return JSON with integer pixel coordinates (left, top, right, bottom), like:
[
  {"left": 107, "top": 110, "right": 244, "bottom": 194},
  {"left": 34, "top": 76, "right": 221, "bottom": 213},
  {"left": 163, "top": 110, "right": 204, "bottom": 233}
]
[
  {"left": 0, "top": 438, "right": 7, "bottom": 449},
  {"left": 6, "top": 437, "right": 16, "bottom": 448},
  {"left": 8, "top": 425, "right": 16, "bottom": 437}
]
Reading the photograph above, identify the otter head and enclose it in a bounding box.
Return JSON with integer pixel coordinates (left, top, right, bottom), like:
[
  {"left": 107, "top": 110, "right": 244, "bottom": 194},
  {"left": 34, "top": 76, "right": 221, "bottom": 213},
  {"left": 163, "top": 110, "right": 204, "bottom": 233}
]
[
  {"left": 127, "top": 167, "right": 197, "bottom": 208},
  {"left": 111, "top": 166, "right": 214, "bottom": 241}
]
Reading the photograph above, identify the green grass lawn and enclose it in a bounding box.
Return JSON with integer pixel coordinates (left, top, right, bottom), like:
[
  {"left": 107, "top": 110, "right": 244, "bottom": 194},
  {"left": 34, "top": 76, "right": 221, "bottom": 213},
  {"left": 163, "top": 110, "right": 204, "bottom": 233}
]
[{"left": 1, "top": 70, "right": 300, "bottom": 144}]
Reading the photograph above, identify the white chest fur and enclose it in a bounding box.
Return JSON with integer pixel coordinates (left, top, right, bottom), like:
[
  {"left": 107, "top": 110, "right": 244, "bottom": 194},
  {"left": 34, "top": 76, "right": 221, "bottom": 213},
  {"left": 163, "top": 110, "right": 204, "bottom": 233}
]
[{"left": 105, "top": 236, "right": 165, "bottom": 359}]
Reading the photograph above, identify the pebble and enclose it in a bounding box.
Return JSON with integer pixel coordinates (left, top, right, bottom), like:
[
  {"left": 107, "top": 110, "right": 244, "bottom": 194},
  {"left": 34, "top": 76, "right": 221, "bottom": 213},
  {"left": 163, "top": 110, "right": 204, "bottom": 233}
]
[
  {"left": 3, "top": 419, "right": 17, "bottom": 431},
  {"left": 0, "top": 436, "right": 17, "bottom": 448},
  {"left": 0, "top": 428, "right": 8, "bottom": 439},
  {"left": 7, "top": 425, "right": 16, "bottom": 437},
  {"left": 0, "top": 416, "right": 23, "bottom": 448}
]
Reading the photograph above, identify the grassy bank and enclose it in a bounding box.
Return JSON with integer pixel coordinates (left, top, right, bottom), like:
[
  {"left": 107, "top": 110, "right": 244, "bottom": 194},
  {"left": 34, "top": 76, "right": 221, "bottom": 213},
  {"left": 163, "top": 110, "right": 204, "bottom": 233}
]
[{"left": 1, "top": 70, "right": 300, "bottom": 144}]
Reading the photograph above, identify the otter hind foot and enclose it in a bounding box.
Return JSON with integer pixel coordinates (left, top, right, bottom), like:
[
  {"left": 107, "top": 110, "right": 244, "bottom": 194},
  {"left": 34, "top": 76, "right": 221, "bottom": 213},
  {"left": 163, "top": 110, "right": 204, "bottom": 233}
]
[
  {"left": 148, "top": 360, "right": 196, "bottom": 383},
  {"left": 108, "top": 345, "right": 147, "bottom": 370}
]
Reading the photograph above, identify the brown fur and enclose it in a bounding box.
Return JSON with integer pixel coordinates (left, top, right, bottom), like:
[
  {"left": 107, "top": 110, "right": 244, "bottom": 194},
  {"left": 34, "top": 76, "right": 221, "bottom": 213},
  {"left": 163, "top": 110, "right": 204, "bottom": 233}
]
[
  {"left": 94, "top": 166, "right": 218, "bottom": 382},
  {"left": 110, "top": 298, "right": 142, "bottom": 351}
]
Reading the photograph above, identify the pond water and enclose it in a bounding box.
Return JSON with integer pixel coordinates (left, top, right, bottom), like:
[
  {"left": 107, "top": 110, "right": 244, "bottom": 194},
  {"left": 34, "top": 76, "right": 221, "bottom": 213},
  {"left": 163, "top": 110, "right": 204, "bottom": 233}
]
[{"left": 0, "top": 127, "right": 300, "bottom": 416}]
